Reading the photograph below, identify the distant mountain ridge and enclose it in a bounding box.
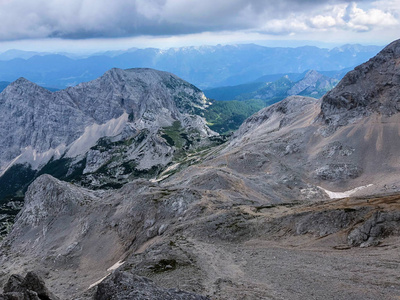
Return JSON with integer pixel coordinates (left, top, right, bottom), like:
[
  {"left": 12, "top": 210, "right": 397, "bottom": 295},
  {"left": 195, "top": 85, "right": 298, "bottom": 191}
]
[
  {"left": 0, "top": 44, "right": 382, "bottom": 89},
  {"left": 204, "top": 70, "right": 339, "bottom": 103}
]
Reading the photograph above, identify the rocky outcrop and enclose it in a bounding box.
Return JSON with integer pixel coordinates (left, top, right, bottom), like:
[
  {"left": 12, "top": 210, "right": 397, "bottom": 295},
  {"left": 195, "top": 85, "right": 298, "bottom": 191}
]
[
  {"left": 347, "top": 210, "right": 400, "bottom": 247},
  {"left": 287, "top": 70, "right": 338, "bottom": 97},
  {"left": 0, "top": 173, "right": 207, "bottom": 298},
  {"left": 0, "top": 272, "right": 58, "bottom": 300},
  {"left": 320, "top": 39, "right": 400, "bottom": 128},
  {"left": 94, "top": 271, "right": 209, "bottom": 300}
]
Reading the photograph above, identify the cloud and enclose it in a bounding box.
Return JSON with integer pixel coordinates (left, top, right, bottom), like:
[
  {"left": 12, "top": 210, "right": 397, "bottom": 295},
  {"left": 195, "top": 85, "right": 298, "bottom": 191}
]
[
  {"left": 0, "top": 0, "right": 397, "bottom": 41},
  {"left": 344, "top": 3, "right": 399, "bottom": 31},
  {"left": 257, "top": 1, "right": 398, "bottom": 36}
]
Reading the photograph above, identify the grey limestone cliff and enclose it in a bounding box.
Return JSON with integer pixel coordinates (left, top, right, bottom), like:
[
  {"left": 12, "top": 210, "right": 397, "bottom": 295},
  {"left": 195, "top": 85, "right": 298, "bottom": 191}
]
[{"left": 0, "top": 68, "right": 217, "bottom": 192}]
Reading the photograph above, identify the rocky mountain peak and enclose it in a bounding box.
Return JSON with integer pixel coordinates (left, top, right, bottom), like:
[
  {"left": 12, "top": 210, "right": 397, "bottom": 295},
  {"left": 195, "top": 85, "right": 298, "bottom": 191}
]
[
  {"left": 10, "top": 77, "right": 33, "bottom": 86},
  {"left": 67, "top": 68, "right": 208, "bottom": 125},
  {"left": 0, "top": 67, "right": 217, "bottom": 194},
  {"left": 2, "top": 77, "right": 51, "bottom": 97},
  {"left": 319, "top": 39, "right": 400, "bottom": 126},
  {"left": 287, "top": 70, "right": 333, "bottom": 96}
]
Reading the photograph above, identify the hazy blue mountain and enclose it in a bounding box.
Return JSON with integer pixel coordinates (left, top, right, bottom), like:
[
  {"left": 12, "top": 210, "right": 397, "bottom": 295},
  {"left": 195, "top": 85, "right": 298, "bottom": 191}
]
[
  {"left": 0, "top": 44, "right": 382, "bottom": 89},
  {"left": 203, "top": 70, "right": 339, "bottom": 134},
  {"left": 252, "top": 72, "right": 306, "bottom": 84},
  {"left": 0, "top": 50, "right": 45, "bottom": 61},
  {"left": 203, "top": 82, "right": 266, "bottom": 101},
  {"left": 204, "top": 70, "right": 338, "bottom": 102}
]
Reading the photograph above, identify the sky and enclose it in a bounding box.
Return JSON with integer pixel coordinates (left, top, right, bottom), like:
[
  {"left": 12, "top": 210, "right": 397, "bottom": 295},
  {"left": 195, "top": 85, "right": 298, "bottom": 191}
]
[{"left": 0, "top": 0, "right": 398, "bottom": 53}]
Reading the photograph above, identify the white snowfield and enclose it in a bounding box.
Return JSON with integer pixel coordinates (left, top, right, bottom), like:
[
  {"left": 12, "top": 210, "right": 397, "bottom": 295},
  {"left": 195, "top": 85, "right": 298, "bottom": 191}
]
[
  {"left": 88, "top": 260, "right": 125, "bottom": 290},
  {"left": 319, "top": 184, "right": 374, "bottom": 199}
]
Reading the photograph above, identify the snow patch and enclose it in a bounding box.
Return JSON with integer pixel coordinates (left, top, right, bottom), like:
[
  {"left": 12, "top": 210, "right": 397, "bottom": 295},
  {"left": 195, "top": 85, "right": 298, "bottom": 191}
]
[
  {"left": 66, "top": 112, "right": 129, "bottom": 158},
  {"left": 319, "top": 184, "right": 373, "bottom": 199},
  {"left": 88, "top": 260, "right": 125, "bottom": 290},
  {"left": 88, "top": 275, "right": 109, "bottom": 290},
  {"left": 107, "top": 260, "right": 125, "bottom": 272}
]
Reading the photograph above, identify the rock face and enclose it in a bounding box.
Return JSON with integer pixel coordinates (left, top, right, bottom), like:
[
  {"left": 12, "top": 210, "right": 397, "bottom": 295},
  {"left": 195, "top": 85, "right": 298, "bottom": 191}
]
[
  {"left": 1, "top": 173, "right": 209, "bottom": 298},
  {"left": 0, "top": 271, "right": 58, "bottom": 300},
  {"left": 94, "top": 271, "right": 209, "bottom": 300},
  {"left": 0, "top": 68, "right": 217, "bottom": 194},
  {"left": 320, "top": 39, "right": 400, "bottom": 128}
]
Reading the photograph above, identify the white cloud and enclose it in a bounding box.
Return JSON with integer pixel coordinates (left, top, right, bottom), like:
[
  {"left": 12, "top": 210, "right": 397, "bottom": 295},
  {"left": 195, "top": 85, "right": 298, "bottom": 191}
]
[
  {"left": 344, "top": 3, "right": 399, "bottom": 31},
  {"left": 310, "top": 15, "right": 337, "bottom": 28},
  {"left": 256, "top": 1, "right": 399, "bottom": 37}
]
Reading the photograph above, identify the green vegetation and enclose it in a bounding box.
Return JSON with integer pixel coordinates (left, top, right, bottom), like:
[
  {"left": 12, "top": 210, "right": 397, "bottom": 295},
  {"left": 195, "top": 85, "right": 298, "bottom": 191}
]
[
  {"left": 0, "top": 164, "right": 36, "bottom": 204},
  {"left": 36, "top": 157, "right": 86, "bottom": 182},
  {"left": 0, "top": 156, "right": 88, "bottom": 204},
  {"left": 235, "top": 76, "right": 293, "bottom": 101},
  {"left": 150, "top": 259, "right": 177, "bottom": 273},
  {"left": 161, "top": 121, "right": 196, "bottom": 150},
  {"left": 204, "top": 99, "right": 265, "bottom": 134},
  {"left": 91, "top": 136, "right": 135, "bottom": 152}
]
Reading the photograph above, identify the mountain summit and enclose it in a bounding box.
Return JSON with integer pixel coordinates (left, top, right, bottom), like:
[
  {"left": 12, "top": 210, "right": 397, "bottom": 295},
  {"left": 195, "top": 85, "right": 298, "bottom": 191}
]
[
  {"left": 320, "top": 39, "right": 400, "bottom": 127},
  {"left": 0, "top": 68, "right": 216, "bottom": 197}
]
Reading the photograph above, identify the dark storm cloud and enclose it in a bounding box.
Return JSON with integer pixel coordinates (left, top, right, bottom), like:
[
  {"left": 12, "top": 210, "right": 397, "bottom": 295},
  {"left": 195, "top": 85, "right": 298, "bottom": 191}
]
[{"left": 0, "top": 0, "right": 383, "bottom": 40}]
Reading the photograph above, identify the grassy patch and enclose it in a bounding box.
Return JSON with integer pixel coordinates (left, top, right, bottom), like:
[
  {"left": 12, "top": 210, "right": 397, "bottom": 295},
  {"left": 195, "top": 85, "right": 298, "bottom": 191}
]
[
  {"left": 204, "top": 99, "right": 265, "bottom": 134},
  {"left": 36, "top": 157, "right": 86, "bottom": 182},
  {"left": 150, "top": 259, "right": 177, "bottom": 273},
  {"left": 161, "top": 121, "right": 186, "bottom": 149}
]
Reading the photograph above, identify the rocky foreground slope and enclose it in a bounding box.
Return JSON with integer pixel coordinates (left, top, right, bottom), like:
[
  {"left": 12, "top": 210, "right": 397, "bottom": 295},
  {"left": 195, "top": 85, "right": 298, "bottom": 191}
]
[{"left": 1, "top": 40, "right": 400, "bottom": 299}]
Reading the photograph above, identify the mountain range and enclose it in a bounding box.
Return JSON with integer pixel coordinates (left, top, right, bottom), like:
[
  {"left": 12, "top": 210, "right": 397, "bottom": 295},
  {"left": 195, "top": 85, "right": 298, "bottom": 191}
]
[
  {"left": 0, "top": 40, "right": 399, "bottom": 299},
  {"left": 205, "top": 69, "right": 339, "bottom": 102},
  {"left": 0, "top": 44, "right": 382, "bottom": 89}
]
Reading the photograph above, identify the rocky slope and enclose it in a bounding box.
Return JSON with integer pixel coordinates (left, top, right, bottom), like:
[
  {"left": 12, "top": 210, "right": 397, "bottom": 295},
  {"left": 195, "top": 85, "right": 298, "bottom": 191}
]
[
  {"left": 225, "top": 39, "right": 400, "bottom": 196},
  {"left": 1, "top": 40, "right": 400, "bottom": 299}
]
